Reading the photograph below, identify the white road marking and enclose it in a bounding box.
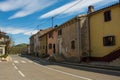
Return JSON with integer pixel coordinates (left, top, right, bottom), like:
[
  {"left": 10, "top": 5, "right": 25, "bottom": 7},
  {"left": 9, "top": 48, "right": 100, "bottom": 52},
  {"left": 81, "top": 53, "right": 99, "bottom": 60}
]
[
  {"left": 12, "top": 62, "right": 25, "bottom": 78},
  {"left": 34, "top": 61, "right": 93, "bottom": 80},
  {"left": 21, "top": 60, "right": 26, "bottom": 63},
  {"left": 27, "top": 60, "right": 33, "bottom": 63},
  {"left": 14, "top": 60, "right": 19, "bottom": 64},
  {"left": 10, "top": 57, "right": 12, "bottom": 61},
  {"left": 14, "top": 66, "right": 18, "bottom": 70},
  {"left": 12, "top": 63, "right": 15, "bottom": 66},
  {"left": 18, "top": 70, "right": 25, "bottom": 77}
]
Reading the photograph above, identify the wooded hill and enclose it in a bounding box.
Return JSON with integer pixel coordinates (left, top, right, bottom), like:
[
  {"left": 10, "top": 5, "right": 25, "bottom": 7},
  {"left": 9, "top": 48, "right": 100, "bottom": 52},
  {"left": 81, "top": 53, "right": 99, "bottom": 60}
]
[{"left": 9, "top": 43, "right": 28, "bottom": 54}]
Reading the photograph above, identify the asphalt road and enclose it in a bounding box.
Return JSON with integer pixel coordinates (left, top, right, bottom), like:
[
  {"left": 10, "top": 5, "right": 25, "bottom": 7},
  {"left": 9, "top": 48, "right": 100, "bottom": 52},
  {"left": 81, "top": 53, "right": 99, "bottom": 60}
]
[{"left": 0, "top": 55, "right": 120, "bottom": 80}]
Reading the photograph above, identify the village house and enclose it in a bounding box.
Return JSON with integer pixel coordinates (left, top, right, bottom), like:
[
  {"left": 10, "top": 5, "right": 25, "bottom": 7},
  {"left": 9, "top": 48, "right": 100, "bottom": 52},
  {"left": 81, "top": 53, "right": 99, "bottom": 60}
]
[
  {"left": 38, "top": 28, "right": 53, "bottom": 57},
  {"left": 29, "top": 3, "right": 120, "bottom": 63},
  {"left": 34, "top": 30, "right": 43, "bottom": 56},
  {"left": 47, "top": 27, "right": 58, "bottom": 56},
  {"left": 88, "top": 3, "right": 120, "bottom": 62},
  {"left": 55, "top": 15, "right": 87, "bottom": 62},
  {"left": 27, "top": 45, "right": 30, "bottom": 54},
  {"left": 30, "top": 34, "right": 35, "bottom": 55},
  {"left": 29, "top": 28, "right": 52, "bottom": 56},
  {"left": 39, "top": 33, "right": 47, "bottom": 57},
  {"left": 0, "top": 31, "right": 10, "bottom": 55}
]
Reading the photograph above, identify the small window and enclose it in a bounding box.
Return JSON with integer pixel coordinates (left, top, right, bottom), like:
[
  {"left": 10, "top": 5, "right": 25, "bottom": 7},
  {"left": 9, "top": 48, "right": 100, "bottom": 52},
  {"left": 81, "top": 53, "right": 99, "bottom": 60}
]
[
  {"left": 58, "top": 29, "right": 62, "bottom": 36},
  {"left": 49, "top": 44, "right": 52, "bottom": 49},
  {"left": 103, "top": 36, "right": 115, "bottom": 46},
  {"left": 71, "top": 40, "right": 75, "bottom": 49},
  {"left": 0, "top": 49, "right": 3, "bottom": 54},
  {"left": 104, "top": 10, "right": 111, "bottom": 22},
  {"left": 43, "top": 46, "right": 45, "bottom": 49},
  {"left": 49, "top": 32, "right": 53, "bottom": 38}
]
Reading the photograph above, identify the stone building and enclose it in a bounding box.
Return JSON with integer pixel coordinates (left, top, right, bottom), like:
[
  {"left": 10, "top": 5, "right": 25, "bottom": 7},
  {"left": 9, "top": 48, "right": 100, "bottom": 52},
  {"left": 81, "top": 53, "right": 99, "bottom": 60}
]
[
  {"left": 47, "top": 27, "right": 58, "bottom": 56},
  {"left": 55, "top": 15, "right": 87, "bottom": 62}
]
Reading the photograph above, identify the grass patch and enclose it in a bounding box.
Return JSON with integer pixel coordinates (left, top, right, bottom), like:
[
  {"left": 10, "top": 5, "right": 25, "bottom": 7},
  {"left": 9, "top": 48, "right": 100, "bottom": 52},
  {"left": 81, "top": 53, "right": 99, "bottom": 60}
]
[{"left": 0, "top": 54, "right": 8, "bottom": 58}]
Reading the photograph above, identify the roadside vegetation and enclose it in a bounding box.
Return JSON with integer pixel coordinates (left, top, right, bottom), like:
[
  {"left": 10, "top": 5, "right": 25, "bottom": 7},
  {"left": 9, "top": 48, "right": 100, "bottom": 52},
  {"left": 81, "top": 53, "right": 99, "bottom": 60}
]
[{"left": 9, "top": 43, "right": 28, "bottom": 54}]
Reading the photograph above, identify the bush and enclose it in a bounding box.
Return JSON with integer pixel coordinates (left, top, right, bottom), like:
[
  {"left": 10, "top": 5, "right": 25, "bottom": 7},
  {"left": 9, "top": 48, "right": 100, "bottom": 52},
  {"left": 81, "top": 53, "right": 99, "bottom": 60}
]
[{"left": 0, "top": 54, "right": 8, "bottom": 58}]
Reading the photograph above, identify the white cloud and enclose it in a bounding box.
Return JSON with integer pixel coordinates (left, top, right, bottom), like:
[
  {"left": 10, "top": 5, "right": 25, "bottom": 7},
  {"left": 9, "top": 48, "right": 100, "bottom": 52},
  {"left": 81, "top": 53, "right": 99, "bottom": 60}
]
[
  {"left": 0, "top": 0, "right": 57, "bottom": 19},
  {"left": 0, "top": 26, "right": 38, "bottom": 35},
  {"left": 39, "top": 0, "right": 117, "bottom": 19}
]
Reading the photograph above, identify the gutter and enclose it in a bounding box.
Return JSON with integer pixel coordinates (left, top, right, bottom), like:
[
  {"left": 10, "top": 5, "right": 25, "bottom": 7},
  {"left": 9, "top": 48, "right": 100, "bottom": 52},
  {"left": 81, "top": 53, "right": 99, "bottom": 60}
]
[{"left": 77, "top": 16, "right": 82, "bottom": 63}]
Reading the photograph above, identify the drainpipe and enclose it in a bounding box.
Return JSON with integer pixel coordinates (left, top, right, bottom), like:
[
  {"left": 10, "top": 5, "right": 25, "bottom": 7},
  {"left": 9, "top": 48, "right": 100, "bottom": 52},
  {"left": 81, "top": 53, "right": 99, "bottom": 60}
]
[
  {"left": 88, "top": 16, "right": 91, "bottom": 60},
  {"left": 87, "top": 5, "right": 94, "bottom": 62},
  {"left": 77, "top": 16, "right": 82, "bottom": 63}
]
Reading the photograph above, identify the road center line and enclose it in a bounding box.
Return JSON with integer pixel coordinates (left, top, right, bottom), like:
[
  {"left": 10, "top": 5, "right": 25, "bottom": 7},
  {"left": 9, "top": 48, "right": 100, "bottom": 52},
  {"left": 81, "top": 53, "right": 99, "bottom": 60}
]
[
  {"left": 21, "top": 60, "right": 26, "bottom": 63},
  {"left": 14, "top": 66, "right": 18, "bottom": 70},
  {"left": 34, "top": 61, "right": 93, "bottom": 80},
  {"left": 18, "top": 70, "right": 25, "bottom": 77},
  {"left": 14, "top": 60, "right": 19, "bottom": 64},
  {"left": 12, "top": 63, "right": 15, "bottom": 66},
  {"left": 12, "top": 62, "right": 25, "bottom": 78}
]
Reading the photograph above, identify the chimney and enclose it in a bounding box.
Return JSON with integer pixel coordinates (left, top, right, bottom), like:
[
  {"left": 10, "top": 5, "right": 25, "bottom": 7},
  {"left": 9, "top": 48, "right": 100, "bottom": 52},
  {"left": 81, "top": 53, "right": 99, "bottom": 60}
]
[
  {"left": 87, "top": 5, "right": 94, "bottom": 13},
  {"left": 40, "top": 29, "right": 43, "bottom": 31}
]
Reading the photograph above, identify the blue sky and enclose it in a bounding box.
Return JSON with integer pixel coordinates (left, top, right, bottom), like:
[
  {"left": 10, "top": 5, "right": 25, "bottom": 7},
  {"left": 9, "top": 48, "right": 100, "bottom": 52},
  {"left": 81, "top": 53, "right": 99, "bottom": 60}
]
[{"left": 0, "top": 0, "right": 119, "bottom": 45}]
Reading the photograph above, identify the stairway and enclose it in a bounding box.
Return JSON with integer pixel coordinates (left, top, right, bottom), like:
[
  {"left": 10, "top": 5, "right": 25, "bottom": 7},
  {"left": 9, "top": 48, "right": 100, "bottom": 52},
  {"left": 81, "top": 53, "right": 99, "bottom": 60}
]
[
  {"left": 110, "top": 57, "right": 120, "bottom": 66},
  {"left": 103, "top": 49, "right": 120, "bottom": 62}
]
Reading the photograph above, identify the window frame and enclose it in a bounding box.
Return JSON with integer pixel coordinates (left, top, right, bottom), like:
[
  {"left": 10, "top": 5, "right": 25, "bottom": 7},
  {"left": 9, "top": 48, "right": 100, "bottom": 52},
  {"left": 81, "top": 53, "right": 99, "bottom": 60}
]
[
  {"left": 49, "top": 44, "right": 52, "bottom": 49},
  {"left": 104, "top": 10, "right": 111, "bottom": 22},
  {"left": 71, "top": 40, "right": 75, "bottom": 49},
  {"left": 58, "top": 29, "right": 62, "bottom": 36},
  {"left": 103, "top": 36, "right": 115, "bottom": 46},
  {"left": 49, "top": 32, "right": 53, "bottom": 38}
]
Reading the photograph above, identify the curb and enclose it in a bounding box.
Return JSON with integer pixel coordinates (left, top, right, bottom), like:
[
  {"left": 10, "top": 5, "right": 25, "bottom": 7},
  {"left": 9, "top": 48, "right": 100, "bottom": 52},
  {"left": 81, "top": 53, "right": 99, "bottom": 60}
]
[
  {"left": 62, "top": 62, "right": 120, "bottom": 71},
  {"left": 24, "top": 55, "right": 120, "bottom": 71}
]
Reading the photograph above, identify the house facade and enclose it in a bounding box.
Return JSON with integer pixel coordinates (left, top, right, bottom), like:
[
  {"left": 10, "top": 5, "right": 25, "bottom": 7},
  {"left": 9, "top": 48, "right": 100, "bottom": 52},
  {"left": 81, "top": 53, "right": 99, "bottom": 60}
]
[
  {"left": 0, "top": 44, "right": 5, "bottom": 55},
  {"left": 34, "top": 31, "right": 41, "bottom": 56},
  {"left": 47, "top": 28, "right": 57, "bottom": 56},
  {"left": 55, "top": 15, "right": 87, "bottom": 62},
  {"left": 38, "top": 28, "right": 53, "bottom": 57},
  {"left": 39, "top": 34, "right": 47, "bottom": 57},
  {"left": 29, "top": 28, "right": 52, "bottom": 56},
  {"left": 30, "top": 34, "right": 35, "bottom": 55},
  {"left": 29, "top": 3, "right": 120, "bottom": 63},
  {"left": 27, "top": 45, "right": 30, "bottom": 54},
  {"left": 0, "top": 31, "right": 10, "bottom": 55},
  {"left": 89, "top": 3, "right": 120, "bottom": 62}
]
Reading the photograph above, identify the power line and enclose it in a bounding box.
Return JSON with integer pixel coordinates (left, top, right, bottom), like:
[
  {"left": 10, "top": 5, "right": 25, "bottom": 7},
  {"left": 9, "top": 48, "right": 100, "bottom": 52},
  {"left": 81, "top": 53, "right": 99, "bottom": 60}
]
[
  {"left": 54, "top": 0, "right": 84, "bottom": 18},
  {"left": 30, "top": 0, "right": 84, "bottom": 33}
]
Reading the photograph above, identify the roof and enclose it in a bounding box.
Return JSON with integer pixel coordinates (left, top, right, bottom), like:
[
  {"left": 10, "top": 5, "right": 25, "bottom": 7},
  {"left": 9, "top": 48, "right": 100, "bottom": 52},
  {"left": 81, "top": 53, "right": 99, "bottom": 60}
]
[
  {"left": 30, "top": 28, "right": 52, "bottom": 39},
  {"left": 39, "top": 14, "right": 87, "bottom": 38},
  {"left": 39, "top": 28, "right": 53, "bottom": 38},
  {"left": 89, "top": 3, "right": 120, "bottom": 16}
]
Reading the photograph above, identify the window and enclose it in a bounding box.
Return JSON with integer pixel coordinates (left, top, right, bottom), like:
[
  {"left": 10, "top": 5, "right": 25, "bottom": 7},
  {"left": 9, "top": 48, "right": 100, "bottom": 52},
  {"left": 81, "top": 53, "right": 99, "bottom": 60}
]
[
  {"left": 49, "top": 32, "right": 53, "bottom": 38},
  {"left": 104, "top": 10, "right": 111, "bottom": 22},
  {"left": 49, "top": 44, "right": 52, "bottom": 49},
  {"left": 58, "top": 29, "right": 62, "bottom": 36},
  {"left": 0, "top": 49, "right": 3, "bottom": 54},
  {"left": 43, "top": 46, "right": 45, "bottom": 49},
  {"left": 103, "top": 36, "right": 115, "bottom": 46},
  {"left": 71, "top": 40, "right": 75, "bottom": 49}
]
